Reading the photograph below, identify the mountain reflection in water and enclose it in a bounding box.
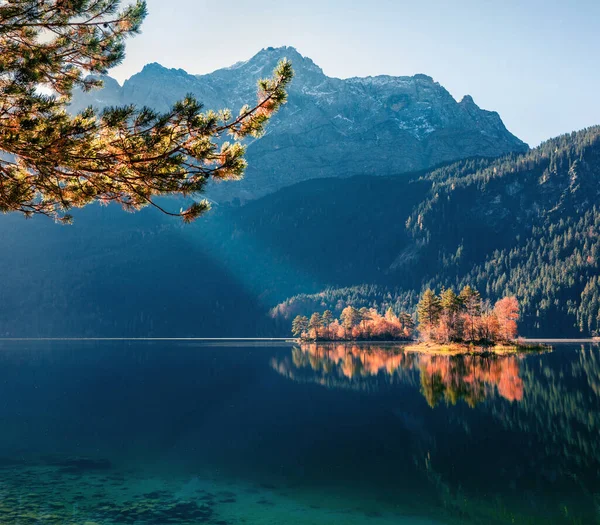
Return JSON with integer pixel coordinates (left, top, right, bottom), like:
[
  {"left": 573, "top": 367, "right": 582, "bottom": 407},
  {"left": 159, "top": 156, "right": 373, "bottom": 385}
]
[{"left": 271, "top": 343, "right": 524, "bottom": 407}]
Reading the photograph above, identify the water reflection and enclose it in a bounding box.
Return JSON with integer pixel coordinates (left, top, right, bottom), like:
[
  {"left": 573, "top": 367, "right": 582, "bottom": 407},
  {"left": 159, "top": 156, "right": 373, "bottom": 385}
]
[
  {"left": 419, "top": 352, "right": 523, "bottom": 406},
  {"left": 0, "top": 341, "right": 597, "bottom": 523},
  {"left": 496, "top": 344, "right": 600, "bottom": 471},
  {"left": 272, "top": 343, "right": 524, "bottom": 407},
  {"left": 271, "top": 343, "right": 600, "bottom": 522}
]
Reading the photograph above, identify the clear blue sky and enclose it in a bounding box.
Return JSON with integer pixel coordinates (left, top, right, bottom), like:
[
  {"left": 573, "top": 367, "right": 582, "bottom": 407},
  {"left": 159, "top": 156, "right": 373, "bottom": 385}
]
[{"left": 111, "top": 0, "right": 600, "bottom": 146}]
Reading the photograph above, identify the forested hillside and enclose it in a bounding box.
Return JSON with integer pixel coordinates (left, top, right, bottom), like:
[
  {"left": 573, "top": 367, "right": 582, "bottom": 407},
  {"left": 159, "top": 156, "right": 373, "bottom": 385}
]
[
  {"left": 0, "top": 127, "right": 598, "bottom": 337},
  {"left": 272, "top": 126, "right": 600, "bottom": 337},
  {"left": 0, "top": 205, "right": 271, "bottom": 337}
]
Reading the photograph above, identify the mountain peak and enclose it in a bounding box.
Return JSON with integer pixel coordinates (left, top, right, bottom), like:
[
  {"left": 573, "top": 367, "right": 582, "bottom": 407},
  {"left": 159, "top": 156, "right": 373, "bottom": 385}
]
[
  {"left": 139, "top": 62, "right": 190, "bottom": 77},
  {"left": 460, "top": 94, "right": 477, "bottom": 106},
  {"left": 245, "top": 46, "right": 324, "bottom": 75},
  {"left": 70, "top": 46, "right": 528, "bottom": 202},
  {"left": 250, "top": 46, "right": 305, "bottom": 61},
  {"left": 141, "top": 61, "right": 165, "bottom": 72},
  {"left": 257, "top": 45, "right": 301, "bottom": 55},
  {"left": 413, "top": 73, "right": 435, "bottom": 82}
]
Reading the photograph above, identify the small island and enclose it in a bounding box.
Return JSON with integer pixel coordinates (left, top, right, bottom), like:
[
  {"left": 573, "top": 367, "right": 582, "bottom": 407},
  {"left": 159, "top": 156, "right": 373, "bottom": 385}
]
[{"left": 291, "top": 286, "right": 546, "bottom": 354}]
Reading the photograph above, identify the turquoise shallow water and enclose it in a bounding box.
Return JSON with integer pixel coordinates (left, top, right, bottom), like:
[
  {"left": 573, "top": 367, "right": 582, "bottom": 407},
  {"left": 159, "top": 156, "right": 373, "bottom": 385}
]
[{"left": 0, "top": 340, "right": 598, "bottom": 524}]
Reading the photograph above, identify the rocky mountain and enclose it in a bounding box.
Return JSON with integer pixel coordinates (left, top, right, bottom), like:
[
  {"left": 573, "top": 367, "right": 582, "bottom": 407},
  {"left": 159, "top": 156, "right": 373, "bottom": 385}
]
[{"left": 70, "top": 46, "right": 528, "bottom": 201}]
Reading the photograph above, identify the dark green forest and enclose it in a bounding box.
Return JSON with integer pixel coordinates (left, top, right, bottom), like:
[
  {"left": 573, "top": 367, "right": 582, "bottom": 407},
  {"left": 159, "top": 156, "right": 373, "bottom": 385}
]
[
  {"left": 271, "top": 126, "right": 600, "bottom": 337},
  {"left": 0, "top": 127, "right": 599, "bottom": 337}
]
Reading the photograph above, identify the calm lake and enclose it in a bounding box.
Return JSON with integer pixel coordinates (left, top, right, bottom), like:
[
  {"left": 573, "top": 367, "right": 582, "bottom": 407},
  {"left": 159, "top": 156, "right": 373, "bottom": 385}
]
[{"left": 0, "top": 340, "right": 598, "bottom": 524}]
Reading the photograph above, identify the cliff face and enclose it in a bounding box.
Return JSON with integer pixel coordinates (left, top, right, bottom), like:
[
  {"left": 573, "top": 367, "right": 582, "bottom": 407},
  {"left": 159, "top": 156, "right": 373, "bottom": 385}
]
[{"left": 70, "top": 46, "right": 527, "bottom": 201}]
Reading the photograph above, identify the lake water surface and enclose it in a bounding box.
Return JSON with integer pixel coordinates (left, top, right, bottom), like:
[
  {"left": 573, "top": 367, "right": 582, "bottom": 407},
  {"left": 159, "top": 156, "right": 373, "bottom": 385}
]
[{"left": 0, "top": 340, "right": 598, "bottom": 524}]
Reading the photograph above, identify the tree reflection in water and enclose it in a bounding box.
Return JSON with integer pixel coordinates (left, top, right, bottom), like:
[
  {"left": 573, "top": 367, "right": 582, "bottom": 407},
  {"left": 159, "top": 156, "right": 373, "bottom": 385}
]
[
  {"left": 271, "top": 343, "right": 600, "bottom": 523},
  {"left": 271, "top": 343, "right": 523, "bottom": 407}
]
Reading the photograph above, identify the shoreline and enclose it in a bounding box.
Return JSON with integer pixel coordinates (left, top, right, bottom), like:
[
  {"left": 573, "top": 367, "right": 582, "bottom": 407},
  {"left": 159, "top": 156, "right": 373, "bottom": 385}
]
[
  {"left": 402, "top": 342, "right": 549, "bottom": 355},
  {"left": 296, "top": 339, "right": 552, "bottom": 354}
]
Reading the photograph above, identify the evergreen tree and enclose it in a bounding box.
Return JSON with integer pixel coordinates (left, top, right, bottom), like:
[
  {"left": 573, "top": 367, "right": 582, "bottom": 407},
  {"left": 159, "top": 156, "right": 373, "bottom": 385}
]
[
  {"left": 459, "top": 286, "right": 482, "bottom": 341},
  {"left": 308, "top": 312, "right": 323, "bottom": 340},
  {"left": 322, "top": 310, "right": 333, "bottom": 338},
  {"left": 385, "top": 307, "right": 397, "bottom": 323},
  {"left": 399, "top": 312, "right": 416, "bottom": 334},
  {"left": 440, "top": 288, "right": 461, "bottom": 341},
  {"left": 340, "top": 306, "right": 360, "bottom": 339},
  {"left": 440, "top": 288, "right": 461, "bottom": 313},
  {"left": 291, "top": 315, "right": 309, "bottom": 338},
  {"left": 358, "top": 306, "right": 370, "bottom": 332},
  {"left": 0, "top": 1, "right": 293, "bottom": 222},
  {"left": 417, "top": 289, "right": 441, "bottom": 340}
]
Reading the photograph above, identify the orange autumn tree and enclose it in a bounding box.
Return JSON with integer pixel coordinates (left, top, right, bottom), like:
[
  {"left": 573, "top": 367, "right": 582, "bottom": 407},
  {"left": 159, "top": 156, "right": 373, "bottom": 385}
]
[
  {"left": 292, "top": 306, "right": 415, "bottom": 341},
  {"left": 291, "top": 289, "right": 519, "bottom": 343},
  {"left": 416, "top": 287, "right": 520, "bottom": 344},
  {"left": 494, "top": 296, "right": 520, "bottom": 341}
]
